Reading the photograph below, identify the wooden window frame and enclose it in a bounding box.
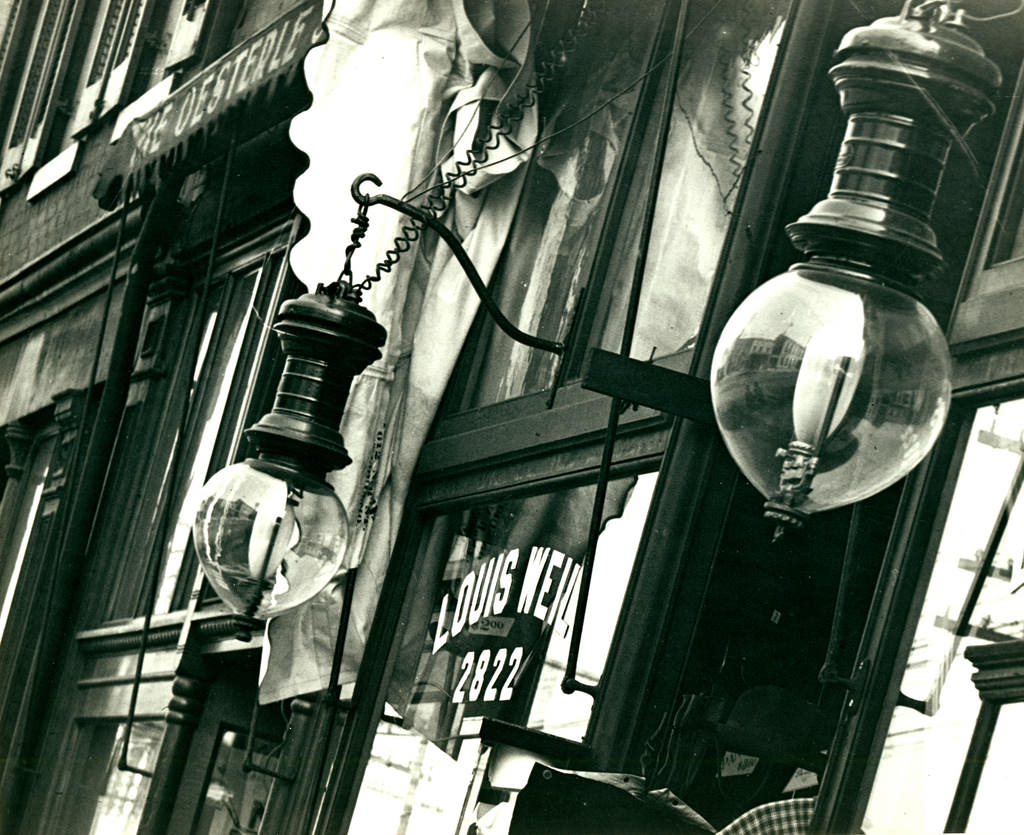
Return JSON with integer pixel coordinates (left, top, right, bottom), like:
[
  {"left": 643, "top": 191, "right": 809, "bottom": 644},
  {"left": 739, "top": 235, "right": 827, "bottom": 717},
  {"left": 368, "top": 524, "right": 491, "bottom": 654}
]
[
  {"left": 949, "top": 56, "right": 1024, "bottom": 385},
  {"left": 66, "top": 0, "right": 155, "bottom": 137},
  {"left": 86, "top": 223, "right": 298, "bottom": 624},
  {"left": 0, "top": 0, "right": 158, "bottom": 190},
  {"left": 0, "top": 0, "right": 85, "bottom": 188}
]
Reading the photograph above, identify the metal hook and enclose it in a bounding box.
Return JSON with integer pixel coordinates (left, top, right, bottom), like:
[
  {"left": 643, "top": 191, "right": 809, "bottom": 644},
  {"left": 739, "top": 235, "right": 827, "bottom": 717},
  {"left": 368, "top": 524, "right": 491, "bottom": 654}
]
[{"left": 351, "top": 172, "right": 383, "bottom": 206}]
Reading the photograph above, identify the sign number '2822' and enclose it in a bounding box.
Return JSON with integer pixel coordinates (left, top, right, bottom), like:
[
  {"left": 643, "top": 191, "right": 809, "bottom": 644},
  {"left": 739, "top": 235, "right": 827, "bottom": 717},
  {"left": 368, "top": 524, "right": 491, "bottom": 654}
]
[{"left": 452, "top": 646, "right": 524, "bottom": 704}]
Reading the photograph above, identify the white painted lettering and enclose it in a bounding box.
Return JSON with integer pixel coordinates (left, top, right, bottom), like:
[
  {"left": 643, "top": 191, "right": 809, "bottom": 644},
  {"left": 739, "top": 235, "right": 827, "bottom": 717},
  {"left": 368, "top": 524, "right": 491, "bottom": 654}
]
[
  {"left": 281, "top": 7, "right": 316, "bottom": 64},
  {"left": 173, "top": 86, "right": 198, "bottom": 136},
  {"left": 451, "top": 570, "right": 475, "bottom": 639},
  {"left": 517, "top": 547, "right": 549, "bottom": 614},
  {"left": 484, "top": 551, "right": 503, "bottom": 617},
  {"left": 492, "top": 549, "right": 518, "bottom": 614},
  {"left": 468, "top": 557, "right": 495, "bottom": 626},
  {"left": 533, "top": 549, "right": 564, "bottom": 621},
  {"left": 554, "top": 563, "right": 582, "bottom": 638},
  {"left": 261, "top": 27, "right": 282, "bottom": 73},
  {"left": 547, "top": 555, "right": 576, "bottom": 625},
  {"left": 432, "top": 593, "right": 450, "bottom": 653}
]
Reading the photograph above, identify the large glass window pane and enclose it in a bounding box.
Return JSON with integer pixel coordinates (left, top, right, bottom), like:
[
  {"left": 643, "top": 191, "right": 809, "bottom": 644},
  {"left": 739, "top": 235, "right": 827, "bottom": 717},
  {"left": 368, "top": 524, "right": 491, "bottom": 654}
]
[
  {"left": 594, "top": 0, "right": 785, "bottom": 368},
  {"left": 863, "top": 398, "right": 1024, "bottom": 833},
  {"left": 57, "top": 720, "right": 162, "bottom": 835},
  {"left": 0, "top": 433, "right": 54, "bottom": 645},
  {"left": 454, "top": 0, "right": 786, "bottom": 410},
  {"left": 966, "top": 700, "right": 1024, "bottom": 834},
  {"left": 154, "top": 270, "right": 262, "bottom": 614},
  {"left": 349, "top": 726, "right": 486, "bottom": 835},
  {"left": 454, "top": 1, "right": 668, "bottom": 410}
]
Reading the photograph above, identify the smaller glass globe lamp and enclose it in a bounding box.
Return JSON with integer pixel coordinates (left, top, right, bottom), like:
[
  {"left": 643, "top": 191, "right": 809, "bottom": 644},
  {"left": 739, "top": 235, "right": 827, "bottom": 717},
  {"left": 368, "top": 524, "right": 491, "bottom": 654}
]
[{"left": 192, "top": 288, "right": 386, "bottom": 626}]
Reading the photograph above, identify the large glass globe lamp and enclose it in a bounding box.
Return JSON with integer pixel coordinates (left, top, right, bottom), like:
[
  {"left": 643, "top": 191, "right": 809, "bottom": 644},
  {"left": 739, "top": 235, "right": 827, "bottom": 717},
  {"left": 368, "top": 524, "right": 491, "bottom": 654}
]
[
  {"left": 188, "top": 288, "right": 386, "bottom": 627},
  {"left": 193, "top": 461, "right": 352, "bottom": 618},
  {"left": 710, "top": 261, "right": 951, "bottom": 533}
]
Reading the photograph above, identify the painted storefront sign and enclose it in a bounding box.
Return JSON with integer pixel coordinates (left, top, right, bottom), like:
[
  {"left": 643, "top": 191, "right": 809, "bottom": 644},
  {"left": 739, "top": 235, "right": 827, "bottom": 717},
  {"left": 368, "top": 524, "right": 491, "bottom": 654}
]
[{"left": 389, "top": 478, "right": 637, "bottom": 755}]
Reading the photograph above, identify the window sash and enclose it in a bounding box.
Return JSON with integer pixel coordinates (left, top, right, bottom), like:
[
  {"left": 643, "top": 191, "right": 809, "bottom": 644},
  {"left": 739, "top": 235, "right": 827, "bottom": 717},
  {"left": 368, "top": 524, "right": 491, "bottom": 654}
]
[
  {"left": 67, "top": 0, "right": 151, "bottom": 136},
  {"left": 90, "top": 242, "right": 296, "bottom": 623},
  {"left": 0, "top": 432, "right": 56, "bottom": 647},
  {"left": 442, "top": 0, "right": 787, "bottom": 417},
  {"left": 948, "top": 54, "right": 1024, "bottom": 350},
  {"left": 0, "top": 0, "right": 81, "bottom": 186},
  {"left": 164, "top": 0, "right": 210, "bottom": 69}
]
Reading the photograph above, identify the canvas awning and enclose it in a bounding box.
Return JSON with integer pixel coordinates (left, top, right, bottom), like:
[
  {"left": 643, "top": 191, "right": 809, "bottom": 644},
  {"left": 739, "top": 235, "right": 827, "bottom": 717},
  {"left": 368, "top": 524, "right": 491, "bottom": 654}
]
[{"left": 94, "top": 0, "right": 321, "bottom": 209}]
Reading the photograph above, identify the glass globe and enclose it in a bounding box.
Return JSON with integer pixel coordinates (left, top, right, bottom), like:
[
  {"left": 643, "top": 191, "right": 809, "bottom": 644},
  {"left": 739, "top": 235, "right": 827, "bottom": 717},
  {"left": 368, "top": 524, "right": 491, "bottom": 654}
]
[
  {"left": 192, "top": 460, "right": 350, "bottom": 618},
  {"left": 710, "top": 261, "right": 951, "bottom": 525}
]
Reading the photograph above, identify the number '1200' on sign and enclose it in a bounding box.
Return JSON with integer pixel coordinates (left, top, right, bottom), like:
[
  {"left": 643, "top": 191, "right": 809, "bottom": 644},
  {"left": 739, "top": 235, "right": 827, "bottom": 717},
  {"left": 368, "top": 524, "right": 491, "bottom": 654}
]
[{"left": 452, "top": 646, "right": 523, "bottom": 704}]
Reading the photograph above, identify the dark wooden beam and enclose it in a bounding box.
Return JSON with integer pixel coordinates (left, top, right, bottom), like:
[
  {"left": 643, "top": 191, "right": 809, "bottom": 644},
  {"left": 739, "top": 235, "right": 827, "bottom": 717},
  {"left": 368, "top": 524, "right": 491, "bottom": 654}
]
[{"left": 580, "top": 349, "right": 715, "bottom": 425}]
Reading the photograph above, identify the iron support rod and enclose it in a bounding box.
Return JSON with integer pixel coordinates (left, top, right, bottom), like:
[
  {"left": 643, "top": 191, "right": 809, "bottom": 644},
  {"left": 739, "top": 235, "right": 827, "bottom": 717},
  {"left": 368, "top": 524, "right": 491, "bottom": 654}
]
[{"left": 350, "top": 174, "right": 564, "bottom": 357}]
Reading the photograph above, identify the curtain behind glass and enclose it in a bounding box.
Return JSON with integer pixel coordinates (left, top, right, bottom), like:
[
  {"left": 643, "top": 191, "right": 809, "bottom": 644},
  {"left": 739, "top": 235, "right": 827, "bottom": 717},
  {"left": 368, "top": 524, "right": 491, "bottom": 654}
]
[{"left": 454, "top": 0, "right": 787, "bottom": 410}]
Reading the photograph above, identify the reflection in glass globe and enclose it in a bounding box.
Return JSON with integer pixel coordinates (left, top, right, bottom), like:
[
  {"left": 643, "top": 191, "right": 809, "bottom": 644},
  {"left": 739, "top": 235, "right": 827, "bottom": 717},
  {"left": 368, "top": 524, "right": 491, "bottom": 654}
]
[
  {"left": 710, "top": 262, "right": 951, "bottom": 528},
  {"left": 192, "top": 461, "right": 350, "bottom": 618}
]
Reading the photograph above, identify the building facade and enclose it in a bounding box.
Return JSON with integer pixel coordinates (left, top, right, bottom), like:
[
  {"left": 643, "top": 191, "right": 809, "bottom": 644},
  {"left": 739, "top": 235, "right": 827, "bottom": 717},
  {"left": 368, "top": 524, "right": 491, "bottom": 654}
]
[{"left": 0, "top": 1, "right": 1023, "bottom": 833}]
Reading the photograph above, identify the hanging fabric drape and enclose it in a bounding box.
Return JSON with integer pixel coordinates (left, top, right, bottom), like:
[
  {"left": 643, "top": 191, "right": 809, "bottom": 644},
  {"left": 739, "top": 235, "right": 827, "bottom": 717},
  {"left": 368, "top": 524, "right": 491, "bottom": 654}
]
[{"left": 260, "top": 0, "right": 536, "bottom": 703}]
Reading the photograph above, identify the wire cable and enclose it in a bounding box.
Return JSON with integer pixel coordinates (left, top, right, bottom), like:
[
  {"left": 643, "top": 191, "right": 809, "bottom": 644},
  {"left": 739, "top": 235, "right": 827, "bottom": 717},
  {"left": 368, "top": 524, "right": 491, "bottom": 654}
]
[
  {"left": 364, "top": 0, "right": 603, "bottom": 290},
  {"left": 963, "top": 0, "right": 1024, "bottom": 22}
]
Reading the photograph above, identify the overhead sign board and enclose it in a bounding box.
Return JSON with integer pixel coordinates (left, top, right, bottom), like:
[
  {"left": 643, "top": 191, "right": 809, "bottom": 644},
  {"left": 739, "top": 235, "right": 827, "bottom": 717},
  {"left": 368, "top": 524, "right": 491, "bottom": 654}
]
[{"left": 95, "top": 0, "right": 320, "bottom": 206}]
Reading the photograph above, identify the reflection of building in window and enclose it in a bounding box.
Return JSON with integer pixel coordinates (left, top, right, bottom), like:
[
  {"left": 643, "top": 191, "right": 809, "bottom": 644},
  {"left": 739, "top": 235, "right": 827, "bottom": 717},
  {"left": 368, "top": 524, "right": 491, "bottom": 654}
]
[
  {"left": 350, "top": 726, "right": 484, "bottom": 835},
  {"left": 717, "top": 334, "right": 804, "bottom": 377},
  {"left": 194, "top": 729, "right": 277, "bottom": 835},
  {"left": 85, "top": 721, "right": 162, "bottom": 835},
  {"left": 868, "top": 389, "right": 927, "bottom": 427}
]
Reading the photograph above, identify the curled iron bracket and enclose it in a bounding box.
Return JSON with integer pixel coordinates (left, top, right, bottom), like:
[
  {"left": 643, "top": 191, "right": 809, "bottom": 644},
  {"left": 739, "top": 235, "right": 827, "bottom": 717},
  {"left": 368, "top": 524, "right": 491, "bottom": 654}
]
[{"left": 350, "top": 173, "right": 565, "bottom": 357}]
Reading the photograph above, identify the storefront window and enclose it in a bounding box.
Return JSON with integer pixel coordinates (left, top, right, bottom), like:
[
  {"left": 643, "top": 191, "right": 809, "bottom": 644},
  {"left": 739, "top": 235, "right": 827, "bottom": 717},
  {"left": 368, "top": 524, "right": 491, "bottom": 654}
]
[
  {"left": 594, "top": 0, "right": 785, "bottom": 367},
  {"left": 193, "top": 727, "right": 280, "bottom": 834},
  {"left": 455, "top": 0, "right": 786, "bottom": 410},
  {"left": 352, "top": 472, "right": 657, "bottom": 832},
  {"left": 349, "top": 727, "right": 486, "bottom": 835},
  {"left": 154, "top": 270, "right": 262, "bottom": 613},
  {"left": 863, "top": 398, "right": 1024, "bottom": 833},
  {"left": 56, "top": 720, "right": 163, "bottom": 835}
]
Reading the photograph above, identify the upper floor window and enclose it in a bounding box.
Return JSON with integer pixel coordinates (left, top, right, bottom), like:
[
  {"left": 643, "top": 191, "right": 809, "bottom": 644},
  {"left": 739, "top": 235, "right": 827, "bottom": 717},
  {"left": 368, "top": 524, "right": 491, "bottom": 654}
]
[
  {"left": 0, "top": 0, "right": 245, "bottom": 192},
  {"left": 0, "top": 0, "right": 156, "bottom": 189}
]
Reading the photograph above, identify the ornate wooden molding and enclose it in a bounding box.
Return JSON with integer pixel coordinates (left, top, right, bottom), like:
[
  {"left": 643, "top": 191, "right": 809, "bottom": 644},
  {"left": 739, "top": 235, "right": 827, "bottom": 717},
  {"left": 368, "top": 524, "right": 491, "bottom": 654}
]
[
  {"left": 946, "top": 639, "right": 1024, "bottom": 830},
  {"left": 2, "top": 423, "right": 32, "bottom": 480},
  {"left": 45, "top": 389, "right": 87, "bottom": 499},
  {"left": 964, "top": 639, "right": 1024, "bottom": 704},
  {"left": 76, "top": 610, "right": 264, "bottom": 655},
  {"left": 166, "top": 670, "right": 213, "bottom": 727}
]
